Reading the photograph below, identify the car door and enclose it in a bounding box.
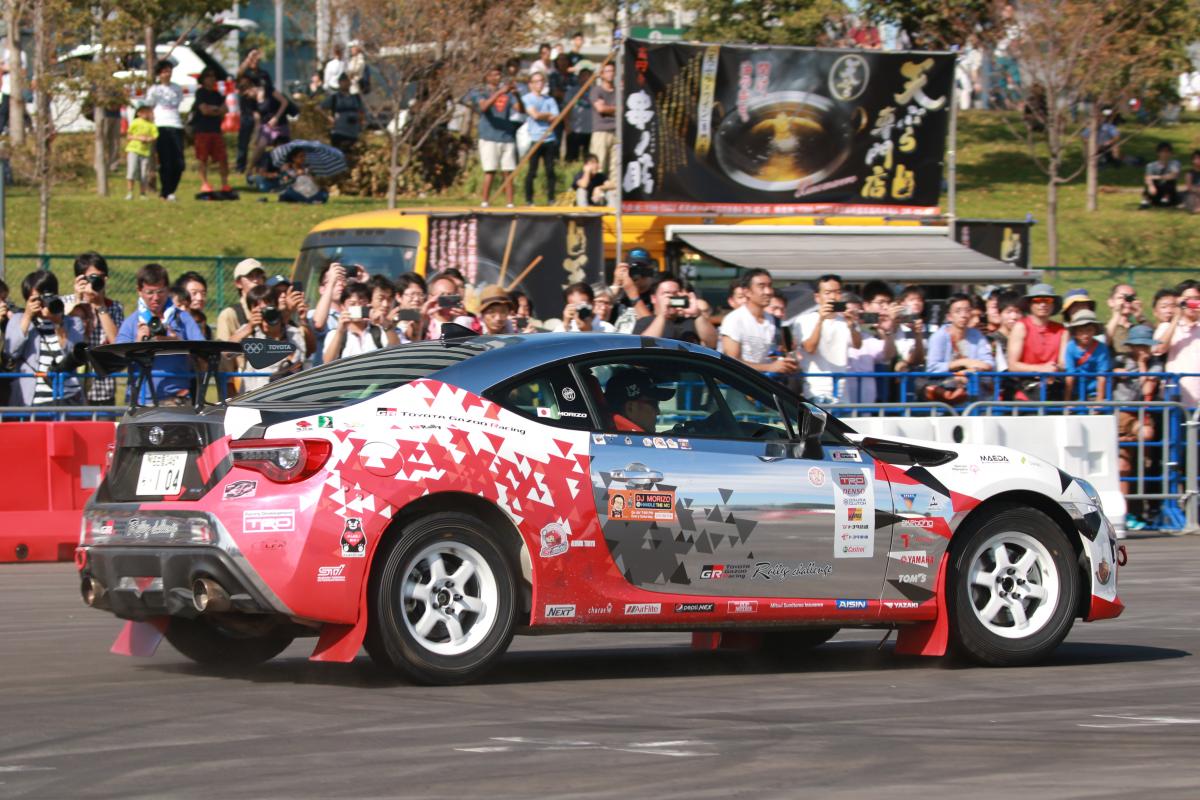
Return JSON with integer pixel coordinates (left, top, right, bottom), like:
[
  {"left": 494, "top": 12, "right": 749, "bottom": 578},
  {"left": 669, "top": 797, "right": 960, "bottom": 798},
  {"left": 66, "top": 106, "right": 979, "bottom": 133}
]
[{"left": 577, "top": 353, "right": 893, "bottom": 602}]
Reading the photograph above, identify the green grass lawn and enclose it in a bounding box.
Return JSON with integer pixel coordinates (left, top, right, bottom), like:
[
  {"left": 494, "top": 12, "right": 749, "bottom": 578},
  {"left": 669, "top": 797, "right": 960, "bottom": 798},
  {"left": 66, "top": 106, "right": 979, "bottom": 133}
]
[{"left": 1, "top": 111, "right": 1196, "bottom": 305}]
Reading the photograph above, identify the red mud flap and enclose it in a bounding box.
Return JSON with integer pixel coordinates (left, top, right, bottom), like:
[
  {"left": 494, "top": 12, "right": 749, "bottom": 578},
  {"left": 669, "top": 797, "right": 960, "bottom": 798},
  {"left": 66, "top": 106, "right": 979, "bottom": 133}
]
[
  {"left": 1085, "top": 595, "right": 1125, "bottom": 622},
  {"left": 111, "top": 618, "right": 168, "bottom": 657},
  {"left": 309, "top": 576, "right": 371, "bottom": 662},
  {"left": 894, "top": 553, "right": 950, "bottom": 657}
]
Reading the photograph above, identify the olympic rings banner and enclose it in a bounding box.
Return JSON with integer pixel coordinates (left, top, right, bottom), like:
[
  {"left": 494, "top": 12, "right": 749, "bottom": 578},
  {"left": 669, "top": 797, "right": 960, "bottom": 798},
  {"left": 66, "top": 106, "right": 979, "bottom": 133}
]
[{"left": 620, "top": 40, "right": 956, "bottom": 216}]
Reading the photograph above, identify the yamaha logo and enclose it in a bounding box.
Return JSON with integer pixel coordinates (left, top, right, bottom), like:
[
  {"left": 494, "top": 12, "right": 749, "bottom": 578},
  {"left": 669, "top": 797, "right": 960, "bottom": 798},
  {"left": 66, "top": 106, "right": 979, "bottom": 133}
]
[{"left": 148, "top": 426, "right": 164, "bottom": 445}]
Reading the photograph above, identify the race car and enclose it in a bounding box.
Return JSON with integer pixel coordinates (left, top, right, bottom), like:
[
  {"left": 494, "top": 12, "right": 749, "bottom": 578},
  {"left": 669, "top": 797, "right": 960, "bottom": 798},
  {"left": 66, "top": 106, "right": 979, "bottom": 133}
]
[{"left": 76, "top": 331, "right": 1124, "bottom": 684}]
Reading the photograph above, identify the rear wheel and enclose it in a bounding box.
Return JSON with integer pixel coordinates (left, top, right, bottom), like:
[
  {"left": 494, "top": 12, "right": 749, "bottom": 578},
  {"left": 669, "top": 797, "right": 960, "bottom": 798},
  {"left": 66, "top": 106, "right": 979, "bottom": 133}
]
[
  {"left": 366, "top": 512, "right": 517, "bottom": 685},
  {"left": 947, "top": 505, "right": 1078, "bottom": 666},
  {"left": 163, "top": 618, "right": 294, "bottom": 666},
  {"left": 762, "top": 627, "right": 839, "bottom": 657}
]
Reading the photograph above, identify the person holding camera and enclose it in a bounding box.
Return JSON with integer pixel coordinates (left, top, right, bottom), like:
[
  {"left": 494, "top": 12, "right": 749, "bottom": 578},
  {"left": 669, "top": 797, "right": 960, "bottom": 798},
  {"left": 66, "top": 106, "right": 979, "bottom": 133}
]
[
  {"left": 422, "top": 272, "right": 480, "bottom": 339},
  {"left": 1154, "top": 279, "right": 1200, "bottom": 407},
  {"left": 324, "top": 281, "right": 400, "bottom": 361},
  {"left": 632, "top": 274, "right": 717, "bottom": 348},
  {"left": 1105, "top": 283, "right": 1146, "bottom": 356},
  {"left": 543, "top": 282, "right": 614, "bottom": 333},
  {"left": 609, "top": 249, "right": 655, "bottom": 333},
  {"left": 4, "top": 271, "right": 86, "bottom": 405},
  {"left": 796, "top": 273, "right": 858, "bottom": 399},
  {"left": 114, "top": 263, "right": 205, "bottom": 405},
  {"left": 61, "top": 252, "right": 124, "bottom": 405},
  {"left": 236, "top": 284, "right": 308, "bottom": 392}
]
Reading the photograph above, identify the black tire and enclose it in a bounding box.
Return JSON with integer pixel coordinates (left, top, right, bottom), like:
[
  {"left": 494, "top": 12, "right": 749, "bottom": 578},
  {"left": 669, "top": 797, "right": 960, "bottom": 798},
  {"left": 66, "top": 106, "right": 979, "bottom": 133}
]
[
  {"left": 366, "top": 512, "right": 517, "bottom": 685},
  {"left": 163, "top": 618, "right": 295, "bottom": 666},
  {"left": 947, "top": 503, "right": 1078, "bottom": 667},
  {"left": 762, "top": 627, "right": 839, "bottom": 657}
]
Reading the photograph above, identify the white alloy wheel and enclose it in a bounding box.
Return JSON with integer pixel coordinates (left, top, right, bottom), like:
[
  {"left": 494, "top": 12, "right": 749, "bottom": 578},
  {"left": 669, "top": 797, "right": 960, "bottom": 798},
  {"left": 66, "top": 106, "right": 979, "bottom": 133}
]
[
  {"left": 400, "top": 541, "right": 499, "bottom": 657},
  {"left": 966, "top": 531, "right": 1060, "bottom": 639}
]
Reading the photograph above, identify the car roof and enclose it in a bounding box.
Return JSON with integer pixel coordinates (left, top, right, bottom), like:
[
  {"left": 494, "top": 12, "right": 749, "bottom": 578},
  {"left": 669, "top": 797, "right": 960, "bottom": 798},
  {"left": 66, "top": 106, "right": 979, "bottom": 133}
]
[{"left": 432, "top": 333, "right": 724, "bottom": 394}]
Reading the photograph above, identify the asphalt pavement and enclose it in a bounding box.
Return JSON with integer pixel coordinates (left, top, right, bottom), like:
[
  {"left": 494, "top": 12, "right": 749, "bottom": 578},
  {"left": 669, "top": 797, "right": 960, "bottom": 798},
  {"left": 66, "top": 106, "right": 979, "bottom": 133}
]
[{"left": 1, "top": 534, "right": 1198, "bottom": 800}]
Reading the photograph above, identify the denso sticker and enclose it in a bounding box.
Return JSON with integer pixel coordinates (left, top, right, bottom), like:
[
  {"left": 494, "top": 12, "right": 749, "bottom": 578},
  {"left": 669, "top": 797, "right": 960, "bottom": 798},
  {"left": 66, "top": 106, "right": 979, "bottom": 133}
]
[
  {"left": 243, "top": 509, "right": 295, "bottom": 534},
  {"left": 727, "top": 600, "right": 758, "bottom": 614},
  {"left": 340, "top": 517, "right": 367, "bottom": 558},
  {"left": 223, "top": 479, "right": 257, "bottom": 500},
  {"left": 539, "top": 523, "right": 569, "bottom": 558},
  {"left": 624, "top": 603, "right": 661, "bottom": 615},
  {"left": 544, "top": 604, "right": 576, "bottom": 618},
  {"left": 607, "top": 489, "right": 676, "bottom": 522},
  {"left": 888, "top": 550, "right": 932, "bottom": 567},
  {"left": 674, "top": 602, "right": 715, "bottom": 613},
  {"left": 316, "top": 565, "right": 347, "bottom": 583}
]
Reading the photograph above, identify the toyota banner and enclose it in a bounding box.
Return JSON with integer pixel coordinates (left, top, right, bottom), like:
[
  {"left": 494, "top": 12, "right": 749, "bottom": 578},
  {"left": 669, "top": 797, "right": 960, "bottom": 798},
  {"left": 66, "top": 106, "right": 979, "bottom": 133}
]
[{"left": 621, "top": 40, "right": 956, "bottom": 215}]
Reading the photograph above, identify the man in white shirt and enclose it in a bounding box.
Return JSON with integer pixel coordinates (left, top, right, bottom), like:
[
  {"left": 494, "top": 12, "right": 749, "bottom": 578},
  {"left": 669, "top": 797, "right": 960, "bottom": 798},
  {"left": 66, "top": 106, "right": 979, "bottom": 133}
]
[
  {"left": 323, "top": 44, "right": 346, "bottom": 92},
  {"left": 720, "top": 269, "right": 798, "bottom": 375},
  {"left": 796, "top": 273, "right": 861, "bottom": 400},
  {"left": 323, "top": 281, "right": 398, "bottom": 361}
]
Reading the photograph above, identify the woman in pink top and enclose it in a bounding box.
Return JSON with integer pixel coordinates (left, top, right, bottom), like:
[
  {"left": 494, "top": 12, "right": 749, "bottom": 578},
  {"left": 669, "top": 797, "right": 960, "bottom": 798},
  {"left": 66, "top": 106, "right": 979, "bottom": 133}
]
[
  {"left": 1006, "top": 283, "right": 1066, "bottom": 399},
  {"left": 1154, "top": 279, "right": 1200, "bottom": 407}
]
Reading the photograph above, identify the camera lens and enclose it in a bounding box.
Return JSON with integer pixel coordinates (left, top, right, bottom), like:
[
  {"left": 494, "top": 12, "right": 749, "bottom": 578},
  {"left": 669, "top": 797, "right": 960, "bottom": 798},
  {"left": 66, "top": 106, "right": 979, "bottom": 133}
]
[
  {"left": 146, "top": 316, "right": 166, "bottom": 337},
  {"left": 262, "top": 306, "right": 281, "bottom": 326},
  {"left": 577, "top": 303, "right": 593, "bottom": 320},
  {"left": 87, "top": 274, "right": 106, "bottom": 292},
  {"left": 43, "top": 294, "right": 64, "bottom": 315}
]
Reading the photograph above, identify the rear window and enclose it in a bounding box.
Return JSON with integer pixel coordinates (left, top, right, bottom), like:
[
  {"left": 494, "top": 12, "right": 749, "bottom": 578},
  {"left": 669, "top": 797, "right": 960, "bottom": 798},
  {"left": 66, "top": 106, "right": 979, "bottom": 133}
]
[{"left": 231, "top": 340, "right": 490, "bottom": 411}]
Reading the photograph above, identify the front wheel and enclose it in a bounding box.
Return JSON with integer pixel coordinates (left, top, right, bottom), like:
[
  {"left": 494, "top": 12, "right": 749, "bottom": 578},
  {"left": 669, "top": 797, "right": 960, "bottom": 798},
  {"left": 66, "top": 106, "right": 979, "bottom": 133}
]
[
  {"left": 947, "top": 505, "right": 1079, "bottom": 666},
  {"left": 163, "top": 618, "right": 295, "bottom": 666},
  {"left": 366, "top": 512, "right": 517, "bottom": 685}
]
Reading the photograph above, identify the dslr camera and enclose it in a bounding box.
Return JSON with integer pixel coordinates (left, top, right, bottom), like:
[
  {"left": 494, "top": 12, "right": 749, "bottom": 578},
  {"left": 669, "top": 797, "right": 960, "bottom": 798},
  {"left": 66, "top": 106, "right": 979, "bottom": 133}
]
[
  {"left": 262, "top": 306, "right": 282, "bottom": 326},
  {"left": 86, "top": 274, "right": 106, "bottom": 293},
  {"left": 576, "top": 303, "right": 594, "bottom": 321},
  {"left": 39, "top": 294, "right": 65, "bottom": 316}
]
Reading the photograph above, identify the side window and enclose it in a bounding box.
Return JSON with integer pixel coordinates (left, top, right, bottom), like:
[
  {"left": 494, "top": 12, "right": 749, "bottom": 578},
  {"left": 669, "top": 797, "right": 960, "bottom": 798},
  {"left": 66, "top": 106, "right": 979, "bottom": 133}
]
[
  {"left": 486, "top": 366, "right": 593, "bottom": 431},
  {"left": 579, "top": 355, "right": 790, "bottom": 441}
]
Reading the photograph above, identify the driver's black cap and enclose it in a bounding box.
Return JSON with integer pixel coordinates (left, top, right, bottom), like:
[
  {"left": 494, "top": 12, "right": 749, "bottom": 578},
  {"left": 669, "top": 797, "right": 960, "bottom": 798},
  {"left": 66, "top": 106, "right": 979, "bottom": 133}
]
[{"left": 605, "top": 369, "right": 675, "bottom": 408}]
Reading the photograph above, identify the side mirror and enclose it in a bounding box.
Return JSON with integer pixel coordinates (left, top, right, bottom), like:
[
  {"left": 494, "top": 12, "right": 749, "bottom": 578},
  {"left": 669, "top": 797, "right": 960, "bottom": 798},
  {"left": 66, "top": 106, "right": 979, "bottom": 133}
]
[{"left": 799, "top": 405, "right": 827, "bottom": 458}]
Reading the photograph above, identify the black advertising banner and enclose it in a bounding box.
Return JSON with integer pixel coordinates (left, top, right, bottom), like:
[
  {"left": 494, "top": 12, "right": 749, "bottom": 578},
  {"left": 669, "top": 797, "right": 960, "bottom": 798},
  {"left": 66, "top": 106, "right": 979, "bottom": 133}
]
[
  {"left": 428, "top": 213, "right": 604, "bottom": 318},
  {"left": 621, "top": 40, "right": 955, "bottom": 215},
  {"left": 955, "top": 219, "right": 1032, "bottom": 269}
]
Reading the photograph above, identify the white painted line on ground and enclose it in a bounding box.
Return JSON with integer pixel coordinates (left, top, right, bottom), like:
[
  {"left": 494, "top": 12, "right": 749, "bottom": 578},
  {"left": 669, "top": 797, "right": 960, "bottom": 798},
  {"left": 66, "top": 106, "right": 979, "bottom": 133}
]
[
  {"left": 1079, "top": 714, "right": 1200, "bottom": 728},
  {"left": 0, "top": 766, "right": 56, "bottom": 773}
]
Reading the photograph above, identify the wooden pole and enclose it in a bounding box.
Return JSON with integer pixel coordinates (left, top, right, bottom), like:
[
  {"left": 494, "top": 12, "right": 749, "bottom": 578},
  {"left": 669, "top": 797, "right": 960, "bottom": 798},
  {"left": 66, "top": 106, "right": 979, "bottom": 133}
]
[
  {"left": 504, "top": 255, "right": 543, "bottom": 292},
  {"left": 497, "top": 47, "right": 619, "bottom": 199},
  {"left": 498, "top": 217, "right": 519, "bottom": 285}
]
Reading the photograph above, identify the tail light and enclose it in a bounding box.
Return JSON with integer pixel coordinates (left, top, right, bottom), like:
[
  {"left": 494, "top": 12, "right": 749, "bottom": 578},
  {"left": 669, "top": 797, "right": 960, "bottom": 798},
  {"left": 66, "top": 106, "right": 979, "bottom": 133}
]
[{"left": 230, "top": 439, "right": 332, "bottom": 483}]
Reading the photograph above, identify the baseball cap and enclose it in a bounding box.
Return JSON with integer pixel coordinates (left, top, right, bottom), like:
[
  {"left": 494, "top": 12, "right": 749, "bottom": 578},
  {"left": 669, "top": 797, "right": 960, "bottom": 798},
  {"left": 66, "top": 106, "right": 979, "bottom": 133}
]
[
  {"left": 574, "top": 59, "right": 596, "bottom": 73},
  {"left": 604, "top": 369, "right": 675, "bottom": 409},
  {"left": 233, "top": 258, "right": 265, "bottom": 280},
  {"left": 266, "top": 274, "right": 291, "bottom": 287},
  {"left": 1125, "top": 324, "right": 1159, "bottom": 347},
  {"left": 627, "top": 248, "right": 653, "bottom": 267}
]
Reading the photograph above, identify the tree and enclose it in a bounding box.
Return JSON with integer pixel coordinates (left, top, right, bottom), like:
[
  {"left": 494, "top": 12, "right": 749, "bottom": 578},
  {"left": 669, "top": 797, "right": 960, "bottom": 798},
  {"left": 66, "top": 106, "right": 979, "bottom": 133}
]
[
  {"left": 684, "top": 0, "right": 846, "bottom": 46},
  {"left": 337, "top": 0, "right": 534, "bottom": 207},
  {"left": 858, "top": 0, "right": 998, "bottom": 50},
  {"left": 1001, "top": 0, "right": 1196, "bottom": 265},
  {"left": 5, "top": 0, "right": 28, "bottom": 148}
]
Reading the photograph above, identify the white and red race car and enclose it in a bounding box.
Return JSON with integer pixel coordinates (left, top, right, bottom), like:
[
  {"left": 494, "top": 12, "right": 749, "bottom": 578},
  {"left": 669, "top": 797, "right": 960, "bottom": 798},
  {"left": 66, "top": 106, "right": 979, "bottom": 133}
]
[{"left": 77, "top": 333, "right": 1124, "bottom": 684}]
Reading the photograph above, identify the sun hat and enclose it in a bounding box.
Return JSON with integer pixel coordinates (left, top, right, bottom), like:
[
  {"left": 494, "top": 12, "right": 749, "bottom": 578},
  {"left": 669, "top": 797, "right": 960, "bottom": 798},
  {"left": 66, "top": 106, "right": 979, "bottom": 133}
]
[
  {"left": 1065, "top": 308, "right": 1101, "bottom": 329},
  {"left": 1022, "top": 282, "right": 1062, "bottom": 315},
  {"left": 1062, "top": 290, "right": 1096, "bottom": 319},
  {"left": 477, "top": 285, "right": 513, "bottom": 312}
]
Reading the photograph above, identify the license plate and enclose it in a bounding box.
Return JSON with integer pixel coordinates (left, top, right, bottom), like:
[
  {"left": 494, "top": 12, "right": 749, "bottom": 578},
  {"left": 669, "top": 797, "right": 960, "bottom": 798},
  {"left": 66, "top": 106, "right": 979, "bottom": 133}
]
[{"left": 135, "top": 451, "right": 188, "bottom": 496}]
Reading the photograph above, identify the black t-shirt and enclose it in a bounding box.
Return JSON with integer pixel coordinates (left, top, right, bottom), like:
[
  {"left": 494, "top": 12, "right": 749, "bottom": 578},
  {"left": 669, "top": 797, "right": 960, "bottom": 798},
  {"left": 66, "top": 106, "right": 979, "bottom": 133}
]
[
  {"left": 238, "top": 66, "right": 274, "bottom": 113},
  {"left": 573, "top": 169, "right": 607, "bottom": 204},
  {"left": 193, "top": 87, "right": 225, "bottom": 133},
  {"left": 632, "top": 314, "right": 701, "bottom": 344}
]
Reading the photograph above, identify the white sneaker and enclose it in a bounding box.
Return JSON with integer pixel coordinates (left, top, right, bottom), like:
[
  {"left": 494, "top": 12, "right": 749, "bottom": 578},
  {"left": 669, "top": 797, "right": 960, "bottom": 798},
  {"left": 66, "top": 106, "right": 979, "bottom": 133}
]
[
  {"left": 506, "top": 203, "right": 514, "bottom": 208},
  {"left": 166, "top": 194, "right": 177, "bottom": 202},
  {"left": 124, "top": 193, "right": 133, "bottom": 200},
  {"left": 480, "top": 200, "right": 489, "bottom": 208}
]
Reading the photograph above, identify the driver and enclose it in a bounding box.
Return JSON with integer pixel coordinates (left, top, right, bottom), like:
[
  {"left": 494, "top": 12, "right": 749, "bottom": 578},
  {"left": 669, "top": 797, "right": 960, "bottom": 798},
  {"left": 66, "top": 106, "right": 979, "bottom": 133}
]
[{"left": 604, "top": 369, "right": 674, "bottom": 432}]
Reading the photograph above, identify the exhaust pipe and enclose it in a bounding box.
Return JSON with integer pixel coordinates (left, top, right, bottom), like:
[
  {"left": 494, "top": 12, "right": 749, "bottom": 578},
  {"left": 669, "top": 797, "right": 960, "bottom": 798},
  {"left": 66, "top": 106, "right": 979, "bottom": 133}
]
[
  {"left": 192, "top": 578, "right": 232, "bottom": 613},
  {"left": 81, "top": 576, "right": 106, "bottom": 608}
]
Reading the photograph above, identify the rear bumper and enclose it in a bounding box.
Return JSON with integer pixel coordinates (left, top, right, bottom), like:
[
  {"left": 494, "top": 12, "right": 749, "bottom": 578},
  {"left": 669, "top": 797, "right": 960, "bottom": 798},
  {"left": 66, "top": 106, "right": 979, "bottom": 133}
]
[{"left": 79, "top": 545, "right": 285, "bottom": 621}]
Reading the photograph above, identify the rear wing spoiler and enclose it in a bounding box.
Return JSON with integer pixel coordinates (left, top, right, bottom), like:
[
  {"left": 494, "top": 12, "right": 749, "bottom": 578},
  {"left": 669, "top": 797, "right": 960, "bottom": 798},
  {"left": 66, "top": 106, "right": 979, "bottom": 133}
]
[{"left": 89, "top": 339, "right": 295, "bottom": 410}]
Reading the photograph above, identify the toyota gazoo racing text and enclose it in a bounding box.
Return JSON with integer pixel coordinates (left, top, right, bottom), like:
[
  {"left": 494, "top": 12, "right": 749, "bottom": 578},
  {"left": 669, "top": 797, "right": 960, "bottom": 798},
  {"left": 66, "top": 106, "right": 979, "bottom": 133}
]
[{"left": 77, "top": 332, "right": 1124, "bottom": 684}]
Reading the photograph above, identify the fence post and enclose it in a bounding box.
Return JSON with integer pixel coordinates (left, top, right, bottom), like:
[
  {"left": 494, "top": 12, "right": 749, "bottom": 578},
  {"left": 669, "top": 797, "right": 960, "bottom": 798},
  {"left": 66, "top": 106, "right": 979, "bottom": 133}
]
[
  {"left": 1187, "top": 409, "right": 1198, "bottom": 531},
  {"left": 215, "top": 256, "right": 226, "bottom": 310}
]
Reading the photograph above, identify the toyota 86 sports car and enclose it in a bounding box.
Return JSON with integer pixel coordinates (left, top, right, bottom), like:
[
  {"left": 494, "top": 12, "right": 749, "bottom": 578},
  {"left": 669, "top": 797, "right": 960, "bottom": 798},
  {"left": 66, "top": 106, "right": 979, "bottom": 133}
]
[{"left": 77, "top": 332, "right": 1124, "bottom": 684}]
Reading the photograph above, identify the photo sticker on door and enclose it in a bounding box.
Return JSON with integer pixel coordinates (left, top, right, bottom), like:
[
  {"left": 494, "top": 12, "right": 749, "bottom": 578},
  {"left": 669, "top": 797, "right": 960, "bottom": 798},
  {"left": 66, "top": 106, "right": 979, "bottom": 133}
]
[{"left": 607, "top": 489, "right": 677, "bottom": 522}]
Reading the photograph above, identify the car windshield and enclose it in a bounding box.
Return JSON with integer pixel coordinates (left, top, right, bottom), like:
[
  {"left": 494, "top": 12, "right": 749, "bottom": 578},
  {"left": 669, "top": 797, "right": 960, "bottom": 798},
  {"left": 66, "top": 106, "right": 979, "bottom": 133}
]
[{"left": 231, "top": 340, "right": 489, "bottom": 411}]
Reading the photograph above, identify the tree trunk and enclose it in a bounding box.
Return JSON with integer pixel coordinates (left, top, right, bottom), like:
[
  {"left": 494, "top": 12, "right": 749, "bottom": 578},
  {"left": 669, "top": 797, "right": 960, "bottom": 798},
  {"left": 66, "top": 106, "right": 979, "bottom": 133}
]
[
  {"left": 144, "top": 24, "right": 155, "bottom": 85},
  {"left": 1046, "top": 168, "right": 1059, "bottom": 268},
  {"left": 93, "top": 104, "right": 108, "bottom": 196},
  {"left": 1085, "top": 103, "right": 1099, "bottom": 212},
  {"left": 386, "top": 131, "right": 399, "bottom": 208},
  {"left": 7, "top": 0, "right": 24, "bottom": 148},
  {"left": 33, "top": 0, "right": 50, "bottom": 255}
]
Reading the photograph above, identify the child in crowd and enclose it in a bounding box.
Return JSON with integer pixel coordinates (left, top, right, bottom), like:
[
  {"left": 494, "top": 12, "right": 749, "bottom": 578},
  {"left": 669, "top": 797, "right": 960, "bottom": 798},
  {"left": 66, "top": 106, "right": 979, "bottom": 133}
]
[
  {"left": 1063, "top": 309, "right": 1110, "bottom": 400},
  {"left": 125, "top": 103, "right": 158, "bottom": 200},
  {"left": 1111, "top": 325, "right": 1162, "bottom": 530}
]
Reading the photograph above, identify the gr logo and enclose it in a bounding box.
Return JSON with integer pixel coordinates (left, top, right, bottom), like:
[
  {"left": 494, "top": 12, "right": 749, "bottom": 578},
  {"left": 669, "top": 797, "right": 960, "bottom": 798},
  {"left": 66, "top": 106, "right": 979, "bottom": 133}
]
[{"left": 700, "top": 564, "right": 725, "bottom": 579}]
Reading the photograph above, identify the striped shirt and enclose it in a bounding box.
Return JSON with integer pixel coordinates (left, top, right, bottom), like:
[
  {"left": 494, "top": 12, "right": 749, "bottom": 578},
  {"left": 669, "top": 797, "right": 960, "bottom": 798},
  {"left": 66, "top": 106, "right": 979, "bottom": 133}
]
[{"left": 63, "top": 294, "right": 125, "bottom": 402}]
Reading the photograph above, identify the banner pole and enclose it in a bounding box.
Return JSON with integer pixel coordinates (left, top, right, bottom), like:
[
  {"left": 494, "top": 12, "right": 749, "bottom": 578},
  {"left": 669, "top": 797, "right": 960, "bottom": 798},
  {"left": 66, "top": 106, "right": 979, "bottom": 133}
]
[
  {"left": 614, "top": 13, "right": 626, "bottom": 266},
  {"left": 946, "top": 53, "right": 959, "bottom": 237}
]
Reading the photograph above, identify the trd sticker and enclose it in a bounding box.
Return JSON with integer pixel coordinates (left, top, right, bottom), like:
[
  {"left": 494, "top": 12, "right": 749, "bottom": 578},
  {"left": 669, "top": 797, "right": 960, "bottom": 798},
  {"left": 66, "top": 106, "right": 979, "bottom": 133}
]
[
  {"left": 341, "top": 517, "right": 367, "bottom": 558},
  {"left": 607, "top": 489, "right": 677, "bottom": 522},
  {"left": 223, "top": 479, "right": 257, "bottom": 500},
  {"left": 674, "top": 602, "right": 715, "bottom": 613},
  {"left": 539, "top": 523, "right": 569, "bottom": 558},
  {"left": 544, "top": 604, "right": 576, "bottom": 618},
  {"left": 727, "top": 600, "right": 758, "bottom": 614},
  {"left": 243, "top": 509, "right": 295, "bottom": 534},
  {"left": 317, "top": 565, "right": 347, "bottom": 583},
  {"left": 624, "top": 603, "right": 661, "bottom": 615}
]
